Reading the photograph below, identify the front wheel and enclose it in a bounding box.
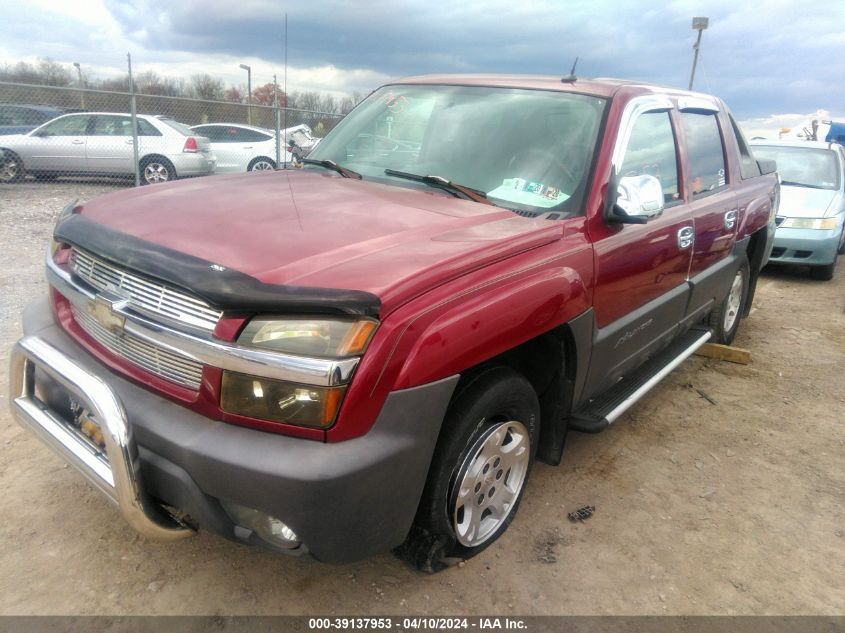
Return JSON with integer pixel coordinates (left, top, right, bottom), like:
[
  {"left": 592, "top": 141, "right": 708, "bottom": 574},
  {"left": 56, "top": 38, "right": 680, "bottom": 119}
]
[
  {"left": 709, "top": 255, "right": 750, "bottom": 345},
  {"left": 396, "top": 367, "right": 539, "bottom": 572},
  {"left": 140, "top": 157, "right": 176, "bottom": 185},
  {"left": 0, "top": 151, "right": 24, "bottom": 183}
]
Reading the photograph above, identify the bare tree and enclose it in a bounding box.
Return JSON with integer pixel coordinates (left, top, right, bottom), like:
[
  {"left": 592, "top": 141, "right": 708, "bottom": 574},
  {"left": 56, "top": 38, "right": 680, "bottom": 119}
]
[
  {"left": 190, "top": 73, "right": 224, "bottom": 100},
  {"left": 37, "top": 58, "right": 72, "bottom": 86}
]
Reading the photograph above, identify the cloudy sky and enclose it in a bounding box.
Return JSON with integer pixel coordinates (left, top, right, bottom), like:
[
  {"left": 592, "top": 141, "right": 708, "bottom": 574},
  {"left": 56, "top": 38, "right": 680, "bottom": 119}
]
[{"left": 1, "top": 0, "right": 843, "bottom": 133}]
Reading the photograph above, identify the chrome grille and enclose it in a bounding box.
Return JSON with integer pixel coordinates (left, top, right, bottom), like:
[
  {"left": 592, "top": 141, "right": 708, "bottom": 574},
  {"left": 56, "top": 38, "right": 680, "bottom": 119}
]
[
  {"left": 72, "top": 306, "right": 204, "bottom": 390},
  {"left": 70, "top": 248, "right": 222, "bottom": 331}
]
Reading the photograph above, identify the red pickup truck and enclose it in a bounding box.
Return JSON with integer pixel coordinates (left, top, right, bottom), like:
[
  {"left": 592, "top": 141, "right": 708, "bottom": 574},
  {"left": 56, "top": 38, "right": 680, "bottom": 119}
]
[{"left": 10, "top": 75, "right": 778, "bottom": 572}]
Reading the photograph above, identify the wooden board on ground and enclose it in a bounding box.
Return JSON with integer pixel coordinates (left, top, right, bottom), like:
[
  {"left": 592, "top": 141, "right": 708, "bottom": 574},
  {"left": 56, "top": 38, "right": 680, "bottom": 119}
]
[{"left": 694, "top": 343, "right": 752, "bottom": 365}]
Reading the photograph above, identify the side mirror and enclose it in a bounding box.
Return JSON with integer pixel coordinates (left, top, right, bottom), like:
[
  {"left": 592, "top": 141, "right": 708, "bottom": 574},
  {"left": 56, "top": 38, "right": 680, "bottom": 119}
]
[
  {"left": 31, "top": 129, "right": 49, "bottom": 137},
  {"left": 757, "top": 158, "right": 777, "bottom": 175},
  {"left": 610, "top": 174, "right": 665, "bottom": 224}
]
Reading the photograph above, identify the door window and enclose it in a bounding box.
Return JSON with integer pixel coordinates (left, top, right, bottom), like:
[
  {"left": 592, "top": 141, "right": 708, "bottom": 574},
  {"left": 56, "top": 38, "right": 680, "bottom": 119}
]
[
  {"left": 90, "top": 116, "right": 161, "bottom": 137},
  {"left": 36, "top": 115, "right": 92, "bottom": 136},
  {"left": 620, "top": 111, "right": 681, "bottom": 205},
  {"left": 681, "top": 112, "right": 728, "bottom": 197}
]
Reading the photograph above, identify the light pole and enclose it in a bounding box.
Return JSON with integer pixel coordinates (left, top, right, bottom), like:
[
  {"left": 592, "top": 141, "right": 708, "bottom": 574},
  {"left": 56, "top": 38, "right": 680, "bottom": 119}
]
[
  {"left": 73, "top": 62, "right": 85, "bottom": 109},
  {"left": 688, "top": 17, "right": 709, "bottom": 91},
  {"left": 239, "top": 63, "right": 252, "bottom": 124}
]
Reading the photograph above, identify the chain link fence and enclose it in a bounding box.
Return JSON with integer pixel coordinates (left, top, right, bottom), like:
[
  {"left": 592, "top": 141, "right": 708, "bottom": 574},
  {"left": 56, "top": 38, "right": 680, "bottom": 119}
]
[{"left": 0, "top": 81, "right": 344, "bottom": 186}]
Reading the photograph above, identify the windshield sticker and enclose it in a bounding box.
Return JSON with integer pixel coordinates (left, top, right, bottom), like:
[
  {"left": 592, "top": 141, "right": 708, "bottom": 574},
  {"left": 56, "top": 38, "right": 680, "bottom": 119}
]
[{"left": 487, "top": 178, "right": 570, "bottom": 208}]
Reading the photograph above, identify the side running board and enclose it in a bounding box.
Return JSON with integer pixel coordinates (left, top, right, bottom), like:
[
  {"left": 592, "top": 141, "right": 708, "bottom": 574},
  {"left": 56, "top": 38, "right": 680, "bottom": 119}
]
[{"left": 569, "top": 328, "right": 712, "bottom": 434}]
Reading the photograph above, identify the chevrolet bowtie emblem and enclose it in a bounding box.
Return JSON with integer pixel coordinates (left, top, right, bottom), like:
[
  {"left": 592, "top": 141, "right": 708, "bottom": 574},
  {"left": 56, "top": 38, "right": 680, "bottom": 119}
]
[{"left": 86, "top": 292, "right": 129, "bottom": 334}]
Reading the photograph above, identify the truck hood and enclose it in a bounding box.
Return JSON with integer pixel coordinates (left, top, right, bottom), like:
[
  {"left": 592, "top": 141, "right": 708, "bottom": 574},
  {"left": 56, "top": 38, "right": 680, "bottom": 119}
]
[
  {"left": 779, "top": 185, "right": 842, "bottom": 218},
  {"left": 71, "top": 170, "right": 563, "bottom": 315}
]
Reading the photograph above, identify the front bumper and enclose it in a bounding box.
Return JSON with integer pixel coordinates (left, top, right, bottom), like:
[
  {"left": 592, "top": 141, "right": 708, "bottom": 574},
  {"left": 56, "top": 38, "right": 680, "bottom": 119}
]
[
  {"left": 10, "top": 298, "right": 458, "bottom": 562},
  {"left": 769, "top": 226, "right": 842, "bottom": 266}
]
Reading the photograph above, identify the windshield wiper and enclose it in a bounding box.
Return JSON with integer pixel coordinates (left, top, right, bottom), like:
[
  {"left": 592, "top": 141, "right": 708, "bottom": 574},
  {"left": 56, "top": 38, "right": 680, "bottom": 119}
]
[
  {"left": 302, "top": 159, "right": 362, "bottom": 180},
  {"left": 780, "top": 180, "right": 827, "bottom": 190},
  {"left": 384, "top": 169, "right": 495, "bottom": 206}
]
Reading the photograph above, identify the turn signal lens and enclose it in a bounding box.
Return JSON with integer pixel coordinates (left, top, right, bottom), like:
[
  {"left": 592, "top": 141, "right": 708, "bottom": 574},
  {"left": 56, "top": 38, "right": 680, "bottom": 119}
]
[
  {"left": 238, "top": 317, "right": 377, "bottom": 358},
  {"left": 220, "top": 371, "right": 346, "bottom": 428}
]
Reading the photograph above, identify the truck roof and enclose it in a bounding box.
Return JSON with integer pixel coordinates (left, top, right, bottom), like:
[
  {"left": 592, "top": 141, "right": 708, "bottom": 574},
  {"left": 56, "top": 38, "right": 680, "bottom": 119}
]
[{"left": 390, "top": 74, "right": 718, "bottom": 103}]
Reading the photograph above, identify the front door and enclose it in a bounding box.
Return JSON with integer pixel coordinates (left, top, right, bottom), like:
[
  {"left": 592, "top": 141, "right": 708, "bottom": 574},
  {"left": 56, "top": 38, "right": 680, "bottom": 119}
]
[
  {"left": 24, "top": 114, "right": 92, "bottom": 172},
  {"left": 587, "top": 102, "right": 694, "bottom": 396}
]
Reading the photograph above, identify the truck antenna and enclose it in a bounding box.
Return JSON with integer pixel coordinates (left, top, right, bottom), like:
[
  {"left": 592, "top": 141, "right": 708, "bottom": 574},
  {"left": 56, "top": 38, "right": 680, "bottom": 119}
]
[{"left": 561, "top": 57, "right": 579, "bottom": 83}]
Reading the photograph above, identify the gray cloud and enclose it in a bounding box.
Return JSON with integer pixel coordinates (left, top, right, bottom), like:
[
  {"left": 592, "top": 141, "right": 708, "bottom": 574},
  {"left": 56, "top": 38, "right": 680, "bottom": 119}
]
[{"left": 3, "top": 0, "right": 844, "bottom": 118}]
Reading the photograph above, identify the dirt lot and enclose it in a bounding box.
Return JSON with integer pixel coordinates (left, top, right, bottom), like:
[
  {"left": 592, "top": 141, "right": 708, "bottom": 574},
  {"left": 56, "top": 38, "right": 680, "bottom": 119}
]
[{"left": 0, "top": 181, "right": 843, "bottom": 616}]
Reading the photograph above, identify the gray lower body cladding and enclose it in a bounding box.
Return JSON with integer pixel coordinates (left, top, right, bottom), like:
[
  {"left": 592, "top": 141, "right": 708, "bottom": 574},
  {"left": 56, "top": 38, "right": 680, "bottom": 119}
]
[{"left": 20, "top": 297, "right": 458, "bottom": 563}]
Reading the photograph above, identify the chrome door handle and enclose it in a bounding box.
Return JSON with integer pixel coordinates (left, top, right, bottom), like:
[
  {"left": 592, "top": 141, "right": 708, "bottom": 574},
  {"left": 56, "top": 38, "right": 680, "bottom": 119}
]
[
  {"left": 125, "top": 139, "right": 135, "bottom": 144},
  {"left": 724, "top": 209, "right": 738, "bottom": 230},
  {"left": 677, "top": 226, "right": 694, "bottom": 250},
  {"left": 71, "top": 139, "right": 85, "bottom": 145},
  {"left": 242, "top": 146, "right": 253, "bottom": 149}
]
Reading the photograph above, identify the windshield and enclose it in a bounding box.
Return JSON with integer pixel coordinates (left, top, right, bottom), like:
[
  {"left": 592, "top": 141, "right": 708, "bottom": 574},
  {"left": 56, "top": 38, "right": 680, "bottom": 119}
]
[
  {"left": 308, "top": 84, "right": 606, "bottom": 215},
  {"left": 752, "top": 145, "right": 840, "bottom": 190}
]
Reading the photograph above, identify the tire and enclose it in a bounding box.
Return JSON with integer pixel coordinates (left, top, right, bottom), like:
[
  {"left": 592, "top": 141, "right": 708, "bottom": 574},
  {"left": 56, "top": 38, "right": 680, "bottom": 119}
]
[
  {"left": 140, "top": 156, "right": 176, "bottom": 185},
  {"left": 247, "top": 156, "right": 276, "bottom": 172},
  {"left": 709, "top": 254, "right": 750, "bottom": 345},
  {"left": 810, "top": 259, "right": 836, "bottom": 281},
  {"left": 0, "top": 150, "right": 24, "bottom": 183},
  {"left": 837, "top": 226, "right": 845, "bottom": 255},
  {"left": 396, "top": 367, "right": 540, "bottom": 573}
]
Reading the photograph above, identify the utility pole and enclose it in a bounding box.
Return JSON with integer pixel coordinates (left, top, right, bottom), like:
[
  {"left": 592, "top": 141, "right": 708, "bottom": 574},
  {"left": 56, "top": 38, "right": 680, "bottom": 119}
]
[
  {"left": 73, "top": 62, "right": 85, "bottom": 109},
  {"left": 127, "top": 53, "right": 140, "bottom": 187},
  {"left": 688, "top": 17, "right": 709, "bottom": 91},
  {"left": 240, "top": 63, "right": 252, "bottom": 124}
]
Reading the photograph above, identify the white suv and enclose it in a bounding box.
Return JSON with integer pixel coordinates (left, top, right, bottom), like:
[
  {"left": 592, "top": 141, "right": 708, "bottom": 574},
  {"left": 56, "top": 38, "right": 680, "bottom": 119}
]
[{"left": 0, "top": 112, "right": 216, "bottom": 185}]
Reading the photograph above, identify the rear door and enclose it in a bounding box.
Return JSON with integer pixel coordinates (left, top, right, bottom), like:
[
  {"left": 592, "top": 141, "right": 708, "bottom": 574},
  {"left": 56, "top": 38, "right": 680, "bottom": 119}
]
[
  {"left": 587, "top": 97, "right": 695, "bottom": 393},
  {"left": 24, "top": 114, "right": 92, "bottom": 172},
  {"left": 86, "top": 115, "right": 166, "bottom": 175},
  {"left": 86, "top": 115, "right": 137, "bottom": 174},
  {"left": 679, "top": 103, "right": 740, "bottom": 321}
]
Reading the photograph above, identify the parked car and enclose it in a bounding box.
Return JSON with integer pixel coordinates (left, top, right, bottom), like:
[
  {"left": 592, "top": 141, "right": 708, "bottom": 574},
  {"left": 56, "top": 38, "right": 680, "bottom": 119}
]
[
  {"left": 0, "top": 112, "right": 215, "bottom": 185},
  {"left": 283, "top": 123, "right": 321, "bottom": 157},
  {"left": 189, "top": 123, "right": 292, "bottom": 172},
  {"left": 750, "top": 140, "right": 845, "bottom": 280},
  {"left": 10, "top": 76, "right": 777, "bottom": 571},
  {"left": 0, "top": 103, "right": 73, "bottom": 135}
]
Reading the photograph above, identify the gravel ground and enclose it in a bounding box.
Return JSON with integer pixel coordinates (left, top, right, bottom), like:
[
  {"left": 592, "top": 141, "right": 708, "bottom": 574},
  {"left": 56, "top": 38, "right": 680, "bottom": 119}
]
[{"left": 0, "top": 181, "right": 843, "bottom": 616}]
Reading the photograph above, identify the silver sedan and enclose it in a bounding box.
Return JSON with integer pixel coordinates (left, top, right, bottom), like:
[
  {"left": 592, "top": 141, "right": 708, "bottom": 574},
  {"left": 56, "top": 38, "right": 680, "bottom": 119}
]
[{"left": 0, "top": 112, "right": 216, "bottom": 185}]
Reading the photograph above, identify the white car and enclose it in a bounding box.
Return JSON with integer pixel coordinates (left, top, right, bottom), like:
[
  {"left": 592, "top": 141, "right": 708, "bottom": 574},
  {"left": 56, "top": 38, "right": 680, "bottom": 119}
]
[
  {"left": 0, "top": 112, "right": 215, "bottom": 185},
  {"left": 190, "top": 123, "right": 293, "bottom": 173}
]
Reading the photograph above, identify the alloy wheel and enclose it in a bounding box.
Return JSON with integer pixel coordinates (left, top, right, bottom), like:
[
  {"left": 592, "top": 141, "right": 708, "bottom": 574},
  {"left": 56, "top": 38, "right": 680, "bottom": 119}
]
[
  {"left": 452, "top": 420, "right": 530, "bottom": 547},
  {"left": 723, "top": 269, "right": 744, "bottom": 332}
]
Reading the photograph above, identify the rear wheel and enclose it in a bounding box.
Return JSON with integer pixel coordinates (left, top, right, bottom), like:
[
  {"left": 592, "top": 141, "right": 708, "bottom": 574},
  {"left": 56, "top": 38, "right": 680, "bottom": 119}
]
[
  {"left": 709, "top": 255, "right": 749, "bottom": 345},
  {"left": 140, "top": 156, "right": 176, "bottom": 185},
  {"left": 0, "top": 151, "right": 24, "bottom": 183},
  {"left": 247, "top": 156, "right": 276, "bottom": 172},
  {"left": 396, "top": 367, "right": 539, "bottom": 572}
]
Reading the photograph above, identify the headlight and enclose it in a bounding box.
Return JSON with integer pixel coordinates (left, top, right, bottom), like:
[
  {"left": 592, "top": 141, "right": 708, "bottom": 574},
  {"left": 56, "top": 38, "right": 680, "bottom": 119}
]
[
  {"left": 221, "top": 317, "right": 378, "bottom": 428},
  {"left": 778, "top": 217, "right": 838, "bottom": 230},
  {"left": 50, "top": 199, "right": 79, "bottom": 255},
  {"left": 237, "top": 317, "right": 377, "bottom": 357}
]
